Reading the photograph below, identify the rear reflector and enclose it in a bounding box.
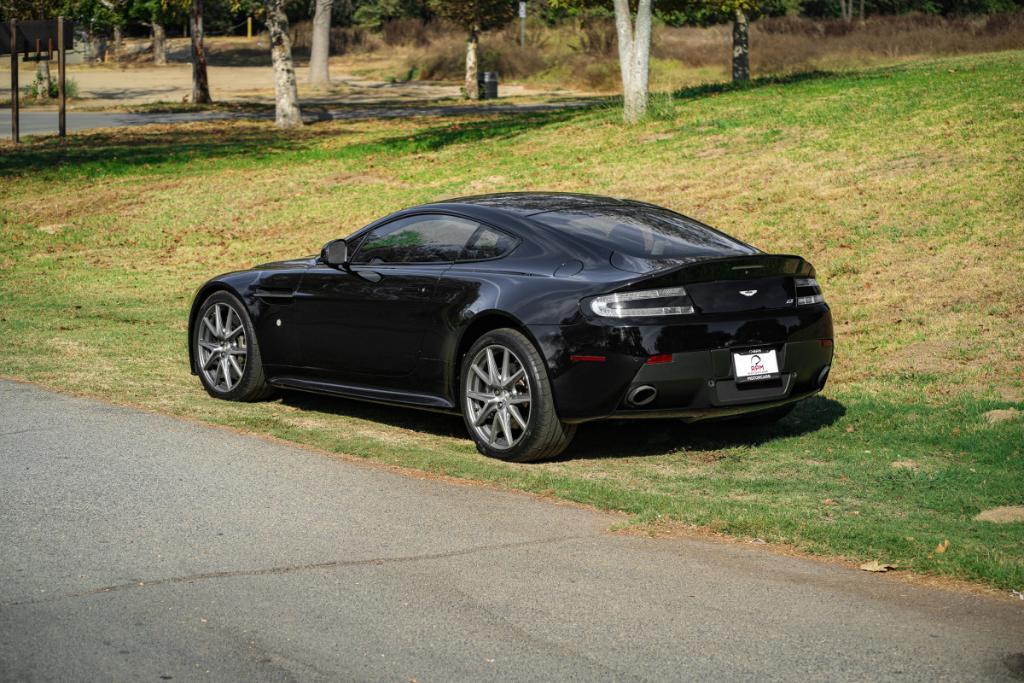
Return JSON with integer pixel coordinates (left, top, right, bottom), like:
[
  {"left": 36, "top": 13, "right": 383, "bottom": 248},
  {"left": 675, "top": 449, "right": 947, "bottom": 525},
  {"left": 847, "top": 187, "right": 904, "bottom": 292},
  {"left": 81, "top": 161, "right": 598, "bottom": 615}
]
[
  {"left": 820, "top": 339, "right": 834, "bottom": 348},
  {"left": 570, "top": 355, "right": 606, "bottom": 363},
  {"left": 646, "top": 354, "right": 673, "bottom": 365}
]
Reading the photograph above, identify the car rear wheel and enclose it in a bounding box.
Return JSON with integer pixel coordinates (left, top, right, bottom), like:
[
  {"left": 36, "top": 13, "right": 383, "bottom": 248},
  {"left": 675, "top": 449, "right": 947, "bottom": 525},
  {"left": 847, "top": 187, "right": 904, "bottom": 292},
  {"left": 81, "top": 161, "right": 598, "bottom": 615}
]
[
  {"left": 194, "top": 291, "right": 271, "bottom": 402},
  {"left": 460, "top": 328, "right": 576, "bottom": 462}
]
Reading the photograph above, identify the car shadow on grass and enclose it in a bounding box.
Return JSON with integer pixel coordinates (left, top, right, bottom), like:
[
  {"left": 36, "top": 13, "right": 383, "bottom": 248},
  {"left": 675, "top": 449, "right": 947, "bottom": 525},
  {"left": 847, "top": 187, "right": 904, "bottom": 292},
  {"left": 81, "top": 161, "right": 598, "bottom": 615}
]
[
  {"left": 277, "top": 391, "right": 467, "bottom": 439},
  {"left": 276, "top": 390, "right": 846, "bottom": 461},
  {"left": 561, "top": 395, "right": 847, "bottom": 460}
]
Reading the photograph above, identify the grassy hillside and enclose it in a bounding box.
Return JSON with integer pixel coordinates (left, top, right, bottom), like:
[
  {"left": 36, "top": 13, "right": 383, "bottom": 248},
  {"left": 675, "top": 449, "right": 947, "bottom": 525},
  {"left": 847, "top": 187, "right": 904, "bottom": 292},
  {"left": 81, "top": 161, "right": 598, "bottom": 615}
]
[{"left": 1, "top": 51, "right": 1022, "bottom": 589}]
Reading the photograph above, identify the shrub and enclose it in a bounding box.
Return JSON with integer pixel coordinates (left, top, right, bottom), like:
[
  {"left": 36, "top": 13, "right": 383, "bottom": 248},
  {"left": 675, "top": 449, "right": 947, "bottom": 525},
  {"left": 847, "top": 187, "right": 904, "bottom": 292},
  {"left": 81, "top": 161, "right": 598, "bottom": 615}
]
[{"left": 22, "top": 73, "right": 78, "bottom": 101}]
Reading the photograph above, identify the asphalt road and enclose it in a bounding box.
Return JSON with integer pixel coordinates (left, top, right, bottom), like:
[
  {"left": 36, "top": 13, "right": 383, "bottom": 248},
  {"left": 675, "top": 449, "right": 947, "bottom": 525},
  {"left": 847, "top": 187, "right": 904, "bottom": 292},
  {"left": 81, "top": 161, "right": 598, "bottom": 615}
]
[
  {"left": 1, "top": 379, "right": 1022, "bottom": 681},
  {"left": 0, "top": 102, "right": 583, "bottom": 139}
]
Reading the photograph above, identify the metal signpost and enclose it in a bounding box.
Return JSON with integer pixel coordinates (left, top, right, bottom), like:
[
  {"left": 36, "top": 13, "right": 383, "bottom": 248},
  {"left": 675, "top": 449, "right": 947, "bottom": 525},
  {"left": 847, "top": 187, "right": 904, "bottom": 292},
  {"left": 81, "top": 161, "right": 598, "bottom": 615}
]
[{"left": 1, "top": 17, "right": 74, "bottom": 144}]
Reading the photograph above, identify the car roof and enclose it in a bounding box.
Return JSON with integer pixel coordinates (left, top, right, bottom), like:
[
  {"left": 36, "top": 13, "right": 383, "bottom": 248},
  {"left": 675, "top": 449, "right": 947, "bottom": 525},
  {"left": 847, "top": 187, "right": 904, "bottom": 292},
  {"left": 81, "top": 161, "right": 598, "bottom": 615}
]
[{"left": 430, "top": 192, "right": 639, "bottom": 217}]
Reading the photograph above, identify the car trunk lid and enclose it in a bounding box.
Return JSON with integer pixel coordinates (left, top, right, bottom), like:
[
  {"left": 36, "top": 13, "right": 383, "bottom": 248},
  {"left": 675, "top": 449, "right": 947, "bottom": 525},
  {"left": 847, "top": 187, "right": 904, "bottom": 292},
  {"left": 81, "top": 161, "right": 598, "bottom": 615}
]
[{"left": 620, "top": 254, "right": 813, "bottom": 315}]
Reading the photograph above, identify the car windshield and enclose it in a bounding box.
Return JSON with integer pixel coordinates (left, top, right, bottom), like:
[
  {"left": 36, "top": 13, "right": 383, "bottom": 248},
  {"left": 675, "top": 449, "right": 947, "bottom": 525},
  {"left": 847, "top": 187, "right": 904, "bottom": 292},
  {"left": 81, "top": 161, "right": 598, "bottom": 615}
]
[{"left": 532, "top": 205, "right": 757, "bottom": 259}]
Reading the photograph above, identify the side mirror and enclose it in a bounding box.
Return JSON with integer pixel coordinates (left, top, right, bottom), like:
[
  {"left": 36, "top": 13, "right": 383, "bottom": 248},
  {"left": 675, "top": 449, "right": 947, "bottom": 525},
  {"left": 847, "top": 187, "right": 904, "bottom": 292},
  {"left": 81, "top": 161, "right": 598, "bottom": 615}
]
[{"left": 321, "top": 239, "right": 348, "bottom": 267}]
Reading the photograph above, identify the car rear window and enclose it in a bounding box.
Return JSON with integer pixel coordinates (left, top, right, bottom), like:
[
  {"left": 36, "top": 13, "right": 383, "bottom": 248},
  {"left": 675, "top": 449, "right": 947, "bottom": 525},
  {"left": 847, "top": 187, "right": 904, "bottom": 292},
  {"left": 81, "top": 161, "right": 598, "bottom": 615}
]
[
  {"left": 532, "top": 205, "right": 756, "bottom": 259},
  {"left": 459, "top": 226, "right": 518, "bottom": 261}
]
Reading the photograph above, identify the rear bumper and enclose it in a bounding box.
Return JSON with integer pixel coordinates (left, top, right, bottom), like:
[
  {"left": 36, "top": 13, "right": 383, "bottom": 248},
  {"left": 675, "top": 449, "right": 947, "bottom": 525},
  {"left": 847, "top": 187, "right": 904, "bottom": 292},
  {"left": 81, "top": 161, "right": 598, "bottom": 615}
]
[{"left": 530, "top": 305, "right": 834, "bottom": 423}]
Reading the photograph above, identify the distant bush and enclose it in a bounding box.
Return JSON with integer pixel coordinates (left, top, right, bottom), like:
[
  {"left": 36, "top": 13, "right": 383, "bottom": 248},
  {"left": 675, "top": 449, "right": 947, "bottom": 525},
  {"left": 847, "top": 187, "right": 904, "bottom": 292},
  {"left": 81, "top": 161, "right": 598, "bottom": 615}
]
[{"left": 22, "top": 73, "right": 78, "bottom": 101}]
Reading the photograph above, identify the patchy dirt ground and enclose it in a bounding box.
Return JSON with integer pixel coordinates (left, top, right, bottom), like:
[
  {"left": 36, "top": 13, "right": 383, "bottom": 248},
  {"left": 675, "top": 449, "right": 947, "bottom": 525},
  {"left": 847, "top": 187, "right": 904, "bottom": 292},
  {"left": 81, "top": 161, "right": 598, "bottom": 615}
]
[{"left": 0, "top": 37, "right": 576, "bottom": 109}]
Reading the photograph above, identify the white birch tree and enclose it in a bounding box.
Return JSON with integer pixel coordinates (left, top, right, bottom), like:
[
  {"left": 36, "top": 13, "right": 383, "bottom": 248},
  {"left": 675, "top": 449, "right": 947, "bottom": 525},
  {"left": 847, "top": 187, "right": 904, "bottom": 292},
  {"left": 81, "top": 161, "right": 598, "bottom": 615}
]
[
  {"left": 265, "top": 0, "right": 302, "bottom": 127},
  {"left": 309, "top": 0, "right": 333, "bottom": 87},
  {"left": 611, "top": 0, "right": 653, "bottom": 123}
]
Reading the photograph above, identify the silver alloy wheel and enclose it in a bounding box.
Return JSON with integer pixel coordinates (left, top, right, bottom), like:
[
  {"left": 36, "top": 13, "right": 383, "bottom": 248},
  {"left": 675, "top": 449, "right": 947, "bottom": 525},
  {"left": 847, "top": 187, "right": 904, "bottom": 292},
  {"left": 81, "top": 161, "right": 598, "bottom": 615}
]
[
  {"left": 197, "top": 302, "right": 247, "bottom": 393},
  {"left": 465, "top": 344, "right": 532, "bottom": 450}
]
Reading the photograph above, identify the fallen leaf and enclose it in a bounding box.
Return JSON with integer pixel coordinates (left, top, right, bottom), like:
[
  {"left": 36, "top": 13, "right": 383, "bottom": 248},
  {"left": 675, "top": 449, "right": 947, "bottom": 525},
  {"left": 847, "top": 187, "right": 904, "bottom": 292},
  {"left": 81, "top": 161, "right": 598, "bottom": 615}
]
[
  {"left": 846, "top": 426, "right": 855, "bottom": 433},
  {"left": 935, "top": 539, "right": 950, "bottom": 553},
  {"left": 859, "top": 561, "right": 897, "bottom": 573},
  {"left": 823, "top": 498, "right": 836, "bottom": 505}
]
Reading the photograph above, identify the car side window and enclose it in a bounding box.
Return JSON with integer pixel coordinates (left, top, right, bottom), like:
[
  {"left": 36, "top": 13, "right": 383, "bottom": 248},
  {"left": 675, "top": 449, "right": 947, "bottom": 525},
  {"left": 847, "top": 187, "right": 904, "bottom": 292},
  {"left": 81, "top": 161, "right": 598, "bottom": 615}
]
[
  {"left": 351, "top": 215, "right": 481, "bottom": 265},
  {"left": 459, "top": 226, "right": 518, "bottom": 261}
]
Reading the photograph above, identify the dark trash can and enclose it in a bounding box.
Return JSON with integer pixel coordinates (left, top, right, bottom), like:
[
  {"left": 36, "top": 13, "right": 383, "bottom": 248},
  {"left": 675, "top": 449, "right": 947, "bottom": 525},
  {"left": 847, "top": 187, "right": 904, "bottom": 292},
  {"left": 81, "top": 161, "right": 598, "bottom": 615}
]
[{"left": 478, "top": 71, "right": 499, "bottom": 99}]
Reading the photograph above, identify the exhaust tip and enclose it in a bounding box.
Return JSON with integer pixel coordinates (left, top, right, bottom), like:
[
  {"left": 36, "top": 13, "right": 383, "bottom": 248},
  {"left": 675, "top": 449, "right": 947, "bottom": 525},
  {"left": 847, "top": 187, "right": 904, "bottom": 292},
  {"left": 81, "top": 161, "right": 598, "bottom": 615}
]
[
  {"left": 627, "top": 385, "right": 658, "bottom": 407},
  {"left": 817, "top": 365, "right": 831, "bottom": 389}
]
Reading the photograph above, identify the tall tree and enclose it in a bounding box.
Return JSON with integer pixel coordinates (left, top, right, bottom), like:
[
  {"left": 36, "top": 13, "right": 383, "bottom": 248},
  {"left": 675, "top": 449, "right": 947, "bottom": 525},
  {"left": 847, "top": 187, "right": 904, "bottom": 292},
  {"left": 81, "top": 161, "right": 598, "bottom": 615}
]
[
  {"left": 265, "top": 0, "right": 302, "bottom": 127},
  {"left": 550, "top": 0, "right": 655, "bottom": 123},
  {"left": 153, "top": 20, "right": 167, "bottom": 64},
  {"left": 190, "top": 0, "right": 212, "bottom": 102},
  {"left": 611, "top": 0, "right": 653, "bottom": 123},
  {"left": 130, "top": 0, "right": 183, "bottom": 66},
  {"left": 731, "top": 4, "right": 750, "bottom": 82},
  {"left": 427, "top": 0, "right": 516, "bottom": 100},
  {"left": 837, "top": 0, "right": 853, "bottom": 21},
  {"left": 309, "top": 0, "right": 333, "bottom": 87}
]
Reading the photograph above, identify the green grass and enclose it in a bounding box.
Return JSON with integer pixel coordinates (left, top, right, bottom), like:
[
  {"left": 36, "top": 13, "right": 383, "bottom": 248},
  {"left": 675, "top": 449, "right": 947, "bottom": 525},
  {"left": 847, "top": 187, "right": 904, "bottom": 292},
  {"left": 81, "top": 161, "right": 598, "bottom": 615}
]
[{"left": 1, "top": 52, "right": 1022, "bottom": 589}]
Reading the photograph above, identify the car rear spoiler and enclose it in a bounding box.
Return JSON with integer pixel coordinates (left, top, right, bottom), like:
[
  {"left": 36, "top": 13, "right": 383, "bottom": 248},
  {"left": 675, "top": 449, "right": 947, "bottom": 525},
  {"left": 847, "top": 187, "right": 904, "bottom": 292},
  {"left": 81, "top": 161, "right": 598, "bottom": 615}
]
[{"left": 621, "top": 254, "right": 815, "bottom": 291}]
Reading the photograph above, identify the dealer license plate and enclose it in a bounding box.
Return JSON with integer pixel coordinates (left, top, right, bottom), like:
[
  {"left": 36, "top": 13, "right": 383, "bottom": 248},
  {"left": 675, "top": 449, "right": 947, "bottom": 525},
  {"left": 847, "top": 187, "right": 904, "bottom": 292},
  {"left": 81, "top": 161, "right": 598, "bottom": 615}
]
[{"left": 733, "top": 349, "right": 779, "bottom": 382}]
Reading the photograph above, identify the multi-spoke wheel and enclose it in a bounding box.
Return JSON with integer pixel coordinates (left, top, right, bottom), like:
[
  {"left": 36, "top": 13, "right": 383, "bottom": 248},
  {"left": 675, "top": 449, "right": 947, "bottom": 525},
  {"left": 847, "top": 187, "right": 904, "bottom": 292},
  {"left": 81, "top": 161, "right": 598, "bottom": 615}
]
[
  {"left": 193, "top": 291, "right": 270, "bottom": 401},
  {"left": 460, "top": 328, "right": 576, "bottom": 462},
  {"left": 465, "top": 344, "right": 533, "bottom": 451},
  {"left": 197, "top": 302, "right": 248, "bottom": 393}
]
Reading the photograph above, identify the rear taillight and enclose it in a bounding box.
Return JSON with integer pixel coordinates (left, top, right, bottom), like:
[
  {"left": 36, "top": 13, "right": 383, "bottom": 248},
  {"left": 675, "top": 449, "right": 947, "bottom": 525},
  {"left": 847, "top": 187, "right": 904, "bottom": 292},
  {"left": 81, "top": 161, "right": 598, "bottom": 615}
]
[
  {"left": 588, "top": 287, "right": 696, "bottom": 318},
  {"left": 795, "top": 278, "right": 824, "bottom": 306}
]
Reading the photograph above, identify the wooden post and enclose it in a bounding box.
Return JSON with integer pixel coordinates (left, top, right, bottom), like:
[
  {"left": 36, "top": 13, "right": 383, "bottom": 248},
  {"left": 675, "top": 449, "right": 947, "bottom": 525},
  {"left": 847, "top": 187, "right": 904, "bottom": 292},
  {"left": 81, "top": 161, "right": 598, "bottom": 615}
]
[
  {"left": 58, "top": 16, "right": 66, "bottom": 138},
  {"left": 247, "top": 16, "right": 252, "bottom": 39},
  {"left": 10, "top": 19, "right": 19, "bottom": 144}
]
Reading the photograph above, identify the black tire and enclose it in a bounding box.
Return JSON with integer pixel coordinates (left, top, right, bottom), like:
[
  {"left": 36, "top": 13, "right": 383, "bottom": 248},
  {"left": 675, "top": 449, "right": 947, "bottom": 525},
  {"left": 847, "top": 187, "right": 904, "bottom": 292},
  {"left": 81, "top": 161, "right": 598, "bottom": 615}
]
[
  {"left": 460, "top": 328, "right": 576, "bottom": 463},
  {"left": 193, "top": 290, "right": 272, "bottom": 402}
]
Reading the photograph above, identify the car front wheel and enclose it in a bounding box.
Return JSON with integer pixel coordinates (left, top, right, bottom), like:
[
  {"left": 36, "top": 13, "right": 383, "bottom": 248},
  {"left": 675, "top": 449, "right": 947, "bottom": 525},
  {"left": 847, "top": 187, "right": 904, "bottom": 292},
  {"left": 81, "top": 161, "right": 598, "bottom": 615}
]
[
  {"left": 194, "top": 291, "right": 271, "bottom": 402},
  {"left": 460, "top": 328, "right": 576, "bottom": 462}
]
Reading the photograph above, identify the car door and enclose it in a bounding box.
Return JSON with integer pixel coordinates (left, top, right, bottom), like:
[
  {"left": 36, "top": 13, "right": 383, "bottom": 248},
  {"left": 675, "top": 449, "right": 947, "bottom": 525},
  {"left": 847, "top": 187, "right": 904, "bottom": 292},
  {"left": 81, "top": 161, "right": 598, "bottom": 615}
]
[{"left": 293, "top": 213, "right": 482, "bottom": 385}]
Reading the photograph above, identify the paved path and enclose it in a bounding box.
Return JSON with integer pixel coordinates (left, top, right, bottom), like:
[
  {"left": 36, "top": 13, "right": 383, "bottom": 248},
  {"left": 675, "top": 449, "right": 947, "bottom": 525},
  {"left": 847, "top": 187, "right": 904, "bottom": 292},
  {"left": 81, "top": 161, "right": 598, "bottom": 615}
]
[
  {"left": 1, "top": 379, "right": 1022, "bottom": 681},
  {"left": 0, "top": 102, "right": 585, "bottom": 139}
]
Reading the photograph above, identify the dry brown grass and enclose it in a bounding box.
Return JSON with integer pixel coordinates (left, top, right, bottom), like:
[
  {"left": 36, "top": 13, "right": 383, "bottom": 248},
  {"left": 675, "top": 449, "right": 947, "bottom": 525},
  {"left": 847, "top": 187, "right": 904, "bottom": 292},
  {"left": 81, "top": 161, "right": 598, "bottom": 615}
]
[{"left": 294, "top": 12, "right": 1024, "bottom": 91}]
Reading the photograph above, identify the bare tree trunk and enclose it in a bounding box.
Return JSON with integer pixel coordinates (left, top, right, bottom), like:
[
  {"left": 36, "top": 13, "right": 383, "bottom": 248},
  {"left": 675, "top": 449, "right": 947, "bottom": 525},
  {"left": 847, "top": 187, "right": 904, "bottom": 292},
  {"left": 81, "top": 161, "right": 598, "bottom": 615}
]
[
  {"left": 190, "top": 0, "right": 212, "bottom": 103},
  {"left": 309, "top": 0, "right": 333, "bottom": 88},
  {"left": 732, "top": 8, "right": 750, "bottom": 83},
  {"left": 464, "top": 28, "right": 479, "bottom": 100},
  {"left": 91, "top": 33, "right": 108, "bottom": 62},
  {"left": 859, "top": 0, "right": 865, "bottom": 22},
  {"left": 839, "top": 0, "right": 853, "bottom": 22},
  {"left": 153, "top": 22, "right": 167, "bottom": 66},
  {"left": 113, "top": 25, "right": 123, "bottom": 58},
  {"left": 266, "top": 0, "right": 303, "bottom": 128},
  {"left": 36, "top": 60, "right": 52, "bottom": 98},
  {"left": 612, "top": 0, "right": 652, "bottom": 124}
]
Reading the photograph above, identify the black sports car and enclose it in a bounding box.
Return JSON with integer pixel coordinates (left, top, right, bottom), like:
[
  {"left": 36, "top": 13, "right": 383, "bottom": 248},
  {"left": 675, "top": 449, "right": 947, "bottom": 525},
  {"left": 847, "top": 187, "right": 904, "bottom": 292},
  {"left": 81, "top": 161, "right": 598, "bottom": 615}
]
[{"left": 189, "top": 193, "right": 834, "bottom": 461}]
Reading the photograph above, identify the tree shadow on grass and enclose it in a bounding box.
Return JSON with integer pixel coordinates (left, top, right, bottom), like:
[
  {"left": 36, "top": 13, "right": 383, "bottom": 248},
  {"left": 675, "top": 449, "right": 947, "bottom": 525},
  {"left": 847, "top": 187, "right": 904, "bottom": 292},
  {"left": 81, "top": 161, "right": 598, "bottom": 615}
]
[
  {"left": 0, "top": 108, "right": 581, "bottom": 180},
  {"left": 669, "top": 69, "right": 865, "bottom": 105},
  {"left": 275, "top": 390, "right": 846, "bottom": 461}
]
